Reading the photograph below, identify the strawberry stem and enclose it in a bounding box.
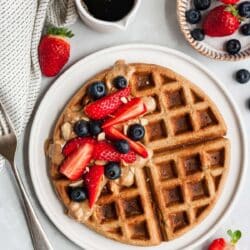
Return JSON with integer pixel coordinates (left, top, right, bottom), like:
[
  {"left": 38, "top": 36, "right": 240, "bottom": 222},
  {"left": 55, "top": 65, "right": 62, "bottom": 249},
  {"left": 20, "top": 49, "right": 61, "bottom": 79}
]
[
  {"left": 225, "top": 4, "right": 239, "bottom": 17},
  {"left": 47, "top": 26, "right": 74, "bottom": 38}
]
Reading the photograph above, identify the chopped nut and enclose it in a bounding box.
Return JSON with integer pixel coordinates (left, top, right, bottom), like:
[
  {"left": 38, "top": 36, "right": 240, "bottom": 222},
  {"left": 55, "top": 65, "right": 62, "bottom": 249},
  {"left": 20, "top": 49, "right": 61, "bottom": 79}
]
[
  {"left": 64, "top": 110, "right": 82, "bottom": 123},
  {"left": 143, "top": 96, "right": 157, "bottom": 113},
  {"left": 140, "top": 118, "right": 148, "bottom": 126},
  {"left": 70, "top": 202, "right": 81, "bottom": 211},
  {"left": 82, "top": 96, "right": 91, "bottom": 106},
  {"left": 61, "top": 122, "right": 72, "bottom": 140},
  {"left": 69, "top": 180, "right": 84, "bottom": 187},
  {"left": 123, "top": 125, "right": 128, "bottom": 135},
  {"left": 106, "top": 80, "right": 112, "bottom": 90},
  {"left": 97, "top": 132, "right": 105, "bottom": 141},
  {"left": 74, "top": 209, "right": 84, "bottom": 221},
  {"left": 120, "top": 97, "right": 128, "bottom": 104},
  {"left": 119, "top": 169, "right": 134, "bottom": 187},
  {"left": 85, "top": 167, "right": 90, "bottom": 173},
  {"left": 95, "top": 160, "right": 108, "bottom": 165},
  {"left": 71, "top": 105, "right": 82, "bottom": 112},
  {"left": 81, "top": 116, "right": 90, "bottom": 121},
  {"left": 147, "top": 148, "right": 154, "bottom": 159}
]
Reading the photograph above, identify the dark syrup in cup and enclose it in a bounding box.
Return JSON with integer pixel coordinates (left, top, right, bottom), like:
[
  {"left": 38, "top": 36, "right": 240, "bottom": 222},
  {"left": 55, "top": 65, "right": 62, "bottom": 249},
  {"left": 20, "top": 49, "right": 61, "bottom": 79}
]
[{"left": 83, "top": 0, "right": 135, "bottom": 22}]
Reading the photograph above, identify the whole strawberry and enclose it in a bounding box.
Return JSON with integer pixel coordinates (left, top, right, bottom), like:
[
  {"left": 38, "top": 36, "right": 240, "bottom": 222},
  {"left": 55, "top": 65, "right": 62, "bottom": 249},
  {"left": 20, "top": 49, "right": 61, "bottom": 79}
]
[
  {"left": 203, "top": 5, "right": 240, "bottom": 37},
  {"left": 220, "top": 0, "right": 239, "bottom": 4},
  {"left": 38, "top": 27, "right": 74, "bottom": 77}
]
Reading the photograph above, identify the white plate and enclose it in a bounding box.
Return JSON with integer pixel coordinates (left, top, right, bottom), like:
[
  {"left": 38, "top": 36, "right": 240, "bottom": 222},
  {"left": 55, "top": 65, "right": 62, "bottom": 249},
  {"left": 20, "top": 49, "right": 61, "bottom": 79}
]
[{"left": 29, "top": 44, "right": 247, "bottom": 250}]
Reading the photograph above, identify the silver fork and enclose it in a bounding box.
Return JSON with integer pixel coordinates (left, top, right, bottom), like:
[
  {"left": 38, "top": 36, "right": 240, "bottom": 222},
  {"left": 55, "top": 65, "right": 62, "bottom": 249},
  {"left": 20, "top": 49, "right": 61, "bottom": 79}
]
[{"left": 0, "top": 101, "right": 53, "bottom": 250}]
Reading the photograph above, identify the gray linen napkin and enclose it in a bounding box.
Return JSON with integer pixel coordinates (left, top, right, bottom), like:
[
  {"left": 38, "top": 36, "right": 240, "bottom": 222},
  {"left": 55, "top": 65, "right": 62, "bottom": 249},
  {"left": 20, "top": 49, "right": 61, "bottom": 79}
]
[{"left": 0, "top": 0, "right": 78, "bottom": 169}]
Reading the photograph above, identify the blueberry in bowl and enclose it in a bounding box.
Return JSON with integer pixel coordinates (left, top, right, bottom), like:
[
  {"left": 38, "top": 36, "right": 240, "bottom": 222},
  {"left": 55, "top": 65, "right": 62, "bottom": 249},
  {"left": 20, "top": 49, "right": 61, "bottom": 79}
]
[
  {"left": 240, "top": 23, "right": 250, "bottom": 36},
  {"left": 185, "top": 9, "right": 201, "bottom": 24},
  {"left": 191, "top": 28, "right": 205, "bottom": 41},
  {"left": 238, "top": 1, "right": 250, "bottom": 18},
  {"left": 194, "top": 0, "right": 211, "bottom": 11},
  {"left": 225, "top": 39, "right": 241, "bottom": 55}
]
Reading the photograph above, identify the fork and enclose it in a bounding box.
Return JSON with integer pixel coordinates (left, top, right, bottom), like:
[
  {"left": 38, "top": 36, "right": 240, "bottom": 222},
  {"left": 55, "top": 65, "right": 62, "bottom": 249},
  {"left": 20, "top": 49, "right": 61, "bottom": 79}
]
[{"left": 0, "top": 100, "right": 53, "bottom": 250}]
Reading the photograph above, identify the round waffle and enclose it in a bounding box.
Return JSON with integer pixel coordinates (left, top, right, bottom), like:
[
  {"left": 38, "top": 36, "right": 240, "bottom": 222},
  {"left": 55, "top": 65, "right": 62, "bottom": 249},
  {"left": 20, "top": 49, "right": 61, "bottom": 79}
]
[{"left": 48, "top": 61, "right": 230, "bottom": 246}]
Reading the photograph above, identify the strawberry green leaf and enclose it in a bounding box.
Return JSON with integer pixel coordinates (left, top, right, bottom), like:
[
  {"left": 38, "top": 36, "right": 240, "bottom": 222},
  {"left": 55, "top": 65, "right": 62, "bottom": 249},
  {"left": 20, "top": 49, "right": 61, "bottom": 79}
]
[
  {"left": 47, "top": 26, "right": 74, "bottom": 38},
  {"left": 227, "top": 229, "right": 242, "bottom": 245}
]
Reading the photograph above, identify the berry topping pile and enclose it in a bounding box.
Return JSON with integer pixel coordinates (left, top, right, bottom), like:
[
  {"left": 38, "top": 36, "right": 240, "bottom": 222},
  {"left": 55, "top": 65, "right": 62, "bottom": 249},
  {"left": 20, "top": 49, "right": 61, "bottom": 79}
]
[
  {"left": 185, "top": 0, "right": 250, "bottom": 55},
  {"left": 58, "top": 76, "right": 151, "bottom": 208}
]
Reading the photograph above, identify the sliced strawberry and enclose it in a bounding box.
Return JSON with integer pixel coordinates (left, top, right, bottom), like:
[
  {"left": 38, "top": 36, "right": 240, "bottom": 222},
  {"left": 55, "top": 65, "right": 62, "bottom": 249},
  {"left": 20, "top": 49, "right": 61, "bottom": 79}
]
[
  {"left": 62, "top": 137, "right": 96, "bottom": 157},
  {"left": 104, "top": 126, "right": 148, "bottom": 158},
  {"left": 84, "top": 165, "right": 104, "bottom": 208},
  {"left": 84, "top": 87, "right": 131, "bottom": 120},
  {"left": 60, "top": 141, "right": 94, "bottom": 181},
  {"left": 93, "top": 141, "right": 136, "bottom": 163},
  {"left": 102, "top": 98, "right": 147, "bottom": 128}
]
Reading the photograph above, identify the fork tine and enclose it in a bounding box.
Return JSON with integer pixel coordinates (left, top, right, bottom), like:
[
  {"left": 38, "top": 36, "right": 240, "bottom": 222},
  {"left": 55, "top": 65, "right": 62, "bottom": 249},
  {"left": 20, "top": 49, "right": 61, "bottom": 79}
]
[{"left": 0, "top": 100, "right": 14, "bottom": 135}]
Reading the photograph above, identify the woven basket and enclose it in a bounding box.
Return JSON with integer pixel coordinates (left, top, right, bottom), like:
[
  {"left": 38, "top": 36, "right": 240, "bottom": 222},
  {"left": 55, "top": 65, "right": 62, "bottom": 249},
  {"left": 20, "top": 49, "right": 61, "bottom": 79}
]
[{"left": 177, "top": 0, "right": 250, "bottom": 61}]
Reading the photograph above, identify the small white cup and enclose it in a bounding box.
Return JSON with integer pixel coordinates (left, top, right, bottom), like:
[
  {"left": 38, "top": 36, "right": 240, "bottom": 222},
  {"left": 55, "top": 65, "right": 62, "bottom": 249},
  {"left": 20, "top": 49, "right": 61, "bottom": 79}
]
[{"left": 75, "top": 0, "right": 141, "bottom": 32}]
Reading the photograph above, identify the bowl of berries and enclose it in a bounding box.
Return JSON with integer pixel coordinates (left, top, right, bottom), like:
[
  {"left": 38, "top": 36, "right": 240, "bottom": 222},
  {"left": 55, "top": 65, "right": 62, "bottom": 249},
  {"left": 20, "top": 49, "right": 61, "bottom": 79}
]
[{"left": 177, "top": 0, "right": 250, "bottom": 60}]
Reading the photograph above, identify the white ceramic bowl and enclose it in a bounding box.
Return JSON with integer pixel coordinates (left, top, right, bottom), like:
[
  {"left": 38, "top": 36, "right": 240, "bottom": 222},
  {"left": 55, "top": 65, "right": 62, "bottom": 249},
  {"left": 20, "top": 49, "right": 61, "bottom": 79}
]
[{"left": 75, "top": 0, "right": 141, "bottom": 32}]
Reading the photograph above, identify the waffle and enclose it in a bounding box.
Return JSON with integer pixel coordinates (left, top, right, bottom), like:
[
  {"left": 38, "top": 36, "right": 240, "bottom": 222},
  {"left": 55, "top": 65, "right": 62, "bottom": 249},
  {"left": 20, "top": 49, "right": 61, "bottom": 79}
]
[{"left": 48, "top": 61, "right": 230, "bottom": 246}]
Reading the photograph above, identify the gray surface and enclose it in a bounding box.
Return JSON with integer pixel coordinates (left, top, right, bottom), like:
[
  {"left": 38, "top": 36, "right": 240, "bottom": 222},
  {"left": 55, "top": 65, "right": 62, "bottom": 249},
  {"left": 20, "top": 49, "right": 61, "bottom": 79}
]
[{"left": 0, "top": 0, "right": 249, "bottom": 249}]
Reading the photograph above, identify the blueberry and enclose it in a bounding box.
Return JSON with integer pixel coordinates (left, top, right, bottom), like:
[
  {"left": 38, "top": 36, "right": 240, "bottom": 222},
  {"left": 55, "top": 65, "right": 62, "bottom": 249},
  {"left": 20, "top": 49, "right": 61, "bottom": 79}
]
[
  {"left": 74, "top": 120, "right": 89, "bottom": 137},
  {"left": 238, "top": 1, "right": 250, "bottom": 18},
  {"left": 128, "top": 124, "right": 145, "bottom": 141},
  {"left": 225, "top": 39, "right": 241, "bottom": 55},
  {"left": 185, "top": 9, "right": 201, "bottom": 24},
  {"left": 114, "top": 140, "right": 130, "bottom": 154},
  {"left": 113, "top": 76, "right": 128, "bottom": 89},
  {"left": 69, "top": 187, "right": 87, "bottom": 202},
  {"left": 88, "top": 82, "right": 106, "bottom": 100},
  {"left": 191, "top": 28, "right": 205, "bottom": 41},
  {"left": 89, "top": 120, "right": 102, "bottom": 136},
  {"left": 104, "top": 162, "right": 121, "bottom": 180},
  {"left": 235, "top": 69, "right": 250, "bottom": 84},
  {"left": 240, "top": 23, "right": 250, "bottom": 35},
  {"left": 193, "top": 0, "right": 211, "bottom": 11}
]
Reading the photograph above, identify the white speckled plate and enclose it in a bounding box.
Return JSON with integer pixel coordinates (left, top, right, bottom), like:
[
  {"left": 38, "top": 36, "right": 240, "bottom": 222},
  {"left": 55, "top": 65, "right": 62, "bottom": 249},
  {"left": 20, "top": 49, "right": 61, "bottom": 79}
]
[
  {"left": 29, "top": 44, "right": 247, "bottom": 250},
  {"left": 177, "top": 0, "right": 250, "bottom": 61}
]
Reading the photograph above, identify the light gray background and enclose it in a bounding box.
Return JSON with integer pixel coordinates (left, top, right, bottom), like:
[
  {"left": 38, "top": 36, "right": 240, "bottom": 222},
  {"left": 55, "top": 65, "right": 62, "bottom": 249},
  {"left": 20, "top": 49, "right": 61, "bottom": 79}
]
[{"left": 0, "top": 1, "right": 249, "bottom": 249}]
